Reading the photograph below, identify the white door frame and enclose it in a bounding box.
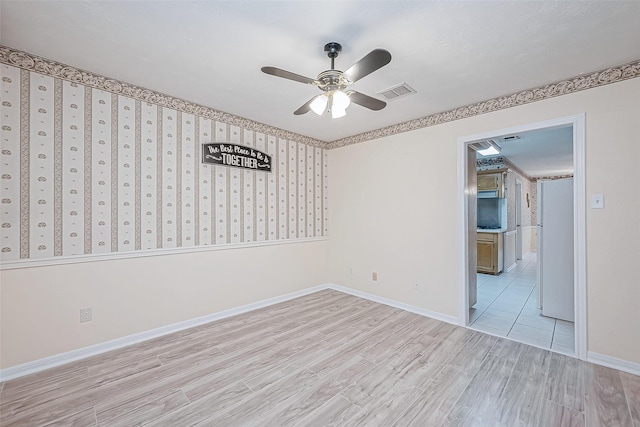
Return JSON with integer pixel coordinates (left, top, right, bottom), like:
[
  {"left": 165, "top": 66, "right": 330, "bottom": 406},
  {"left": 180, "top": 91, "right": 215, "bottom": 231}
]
[
  {"left": 515, "top": 179, "right": 523, "bottom": 261},
  {"left": 457, "top": 113, "right": 587, "bottom": 360}
]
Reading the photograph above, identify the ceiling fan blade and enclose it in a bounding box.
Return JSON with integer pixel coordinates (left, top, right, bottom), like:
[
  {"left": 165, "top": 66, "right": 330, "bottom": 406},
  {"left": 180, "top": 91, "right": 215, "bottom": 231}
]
[
  {"left": 342, "top": 49, "right": 392, "bottom": 83},
  {"left": 349, "top": 91, "right": 387, "bottom": 111},
  {"left": 261, "top": 66, "right": 317, "bottom": 85},
  {"left": 293, "top": 97, "right": 315, "bottom": 115}
]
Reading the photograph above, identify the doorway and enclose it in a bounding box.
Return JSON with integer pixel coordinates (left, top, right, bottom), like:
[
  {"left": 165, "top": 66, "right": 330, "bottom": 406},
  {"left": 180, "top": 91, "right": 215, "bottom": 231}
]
[{"left": 457, "top": 114, "right": 586, "bottom": 360}]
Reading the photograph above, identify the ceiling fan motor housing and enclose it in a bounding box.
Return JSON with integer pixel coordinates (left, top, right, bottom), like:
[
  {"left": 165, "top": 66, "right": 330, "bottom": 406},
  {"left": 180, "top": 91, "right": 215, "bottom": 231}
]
[{"left": 317, "top": 70, "right": 349, "bottom": 91}]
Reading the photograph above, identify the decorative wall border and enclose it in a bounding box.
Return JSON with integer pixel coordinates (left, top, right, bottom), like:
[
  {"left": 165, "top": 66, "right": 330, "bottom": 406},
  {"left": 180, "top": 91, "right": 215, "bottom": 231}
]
[
  {"left": 534, "top": 174, "right": 574, "bottom": 181},
  {"left": 0, "top": 236, "right": 328, "bottom": 270},
  {"left": 476, "top": 156, "right": 532, "bottom": 181},
  {"left": 0, "top": 45, "right": 326, "bottom": 148},
  {"left": 328, "top": 59, "right": 640, "bottom": 149},
  {"left": 2, "top": 45, "right": 638, "bottom": 151}
]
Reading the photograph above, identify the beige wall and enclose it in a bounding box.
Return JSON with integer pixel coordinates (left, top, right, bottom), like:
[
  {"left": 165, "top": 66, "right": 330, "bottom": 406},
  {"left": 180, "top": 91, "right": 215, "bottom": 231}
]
[
  {"left": 1, "top": 240, "right": 328, "bottom": 368},
  {"left": 328, "top": 78, "right": 640, "bottom": 365}
]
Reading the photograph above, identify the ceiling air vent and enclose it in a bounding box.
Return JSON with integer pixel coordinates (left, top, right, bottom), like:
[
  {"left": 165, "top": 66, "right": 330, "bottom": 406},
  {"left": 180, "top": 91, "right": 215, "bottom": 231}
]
[
  {"left": 500, "top": 135, "right": 521, "bottom": 142},
  {"left": 377, "top": 83, "right": 416, "bottom": 101},
  {"left": 469, "top": 139, "right": 496, "bottom": 151}
]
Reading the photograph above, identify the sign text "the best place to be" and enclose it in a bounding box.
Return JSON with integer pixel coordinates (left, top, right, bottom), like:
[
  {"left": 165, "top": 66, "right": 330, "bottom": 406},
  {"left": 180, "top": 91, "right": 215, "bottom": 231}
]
[{"left": 202, "top": 143, "right": 272, "bottom": 172}]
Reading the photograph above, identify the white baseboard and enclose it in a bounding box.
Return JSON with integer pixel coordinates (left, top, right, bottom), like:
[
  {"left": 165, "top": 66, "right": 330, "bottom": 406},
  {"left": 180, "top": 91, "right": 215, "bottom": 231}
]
[
  {"left": 327, "top": 283, "right": 459, "bottom": 325},
  {"left": 4, "top": 282, "right": 638, "bottom": 382},
  {"left": 505, "top": 262, "right": 517, "bottom": 272},
  {"left": 0, "top": 283, "right": 458, "bottom": 381},
  {"left": 0, "top": 284, "right": 327, "bottom": 382},
  {"left": 588, "top": 351, "right": 640, "bottom": 376}
]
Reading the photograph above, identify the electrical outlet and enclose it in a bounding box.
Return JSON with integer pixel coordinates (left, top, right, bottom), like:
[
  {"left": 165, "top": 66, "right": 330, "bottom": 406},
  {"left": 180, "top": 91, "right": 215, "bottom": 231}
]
[
  {"left": 80, "top": 307, "right": 92, "bottom": 323},
  {"left": 372, "top": 272, "right": 378, "bottom": 282}
]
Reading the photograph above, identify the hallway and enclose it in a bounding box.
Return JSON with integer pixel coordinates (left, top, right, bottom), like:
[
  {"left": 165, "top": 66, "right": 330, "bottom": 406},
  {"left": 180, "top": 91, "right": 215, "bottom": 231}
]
[{"left": 469, "top": 253, "right": 575, "bottom": 355}]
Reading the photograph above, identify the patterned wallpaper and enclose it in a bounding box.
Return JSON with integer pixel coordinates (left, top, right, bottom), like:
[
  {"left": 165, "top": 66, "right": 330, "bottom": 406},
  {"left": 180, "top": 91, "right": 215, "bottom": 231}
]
[{"left": 0, "top": 64, "right": 328, "bottom": 264}]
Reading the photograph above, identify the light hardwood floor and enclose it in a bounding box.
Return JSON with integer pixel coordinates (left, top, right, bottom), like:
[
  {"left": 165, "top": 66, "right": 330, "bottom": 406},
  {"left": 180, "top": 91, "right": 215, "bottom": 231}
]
[{"left": 1, "top": 289, "right": 638, "bottom": 426}]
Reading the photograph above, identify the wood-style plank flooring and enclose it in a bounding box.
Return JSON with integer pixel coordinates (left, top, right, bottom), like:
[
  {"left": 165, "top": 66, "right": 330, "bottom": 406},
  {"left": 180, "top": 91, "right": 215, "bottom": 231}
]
[{"left": 1, "top": 289, "right": 638, "bottom": 426}]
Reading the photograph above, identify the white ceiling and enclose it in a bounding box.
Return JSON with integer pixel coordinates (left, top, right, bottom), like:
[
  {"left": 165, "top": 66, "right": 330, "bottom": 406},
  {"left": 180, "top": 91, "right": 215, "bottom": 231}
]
[
  {"left": 477, "top": 126, "right": 574, "bottom": 178},
  {"left": 2, "top": 1, "right": 639, "bottom": 152}
]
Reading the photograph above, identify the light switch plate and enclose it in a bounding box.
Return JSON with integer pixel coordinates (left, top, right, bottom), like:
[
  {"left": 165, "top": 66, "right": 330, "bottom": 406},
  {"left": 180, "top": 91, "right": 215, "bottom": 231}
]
[{"left": 591, "top": 194, "right": 604, "bottom": 209}]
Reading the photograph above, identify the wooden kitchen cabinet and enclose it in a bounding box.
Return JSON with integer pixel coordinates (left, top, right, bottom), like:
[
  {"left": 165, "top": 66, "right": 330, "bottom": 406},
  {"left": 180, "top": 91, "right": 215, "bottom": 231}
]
[
  {"left": 477, "top": 170, "right": 505, "bottom": 197},
  {"left": 477, "top": 232, "right": 504, "bottom": 274}
]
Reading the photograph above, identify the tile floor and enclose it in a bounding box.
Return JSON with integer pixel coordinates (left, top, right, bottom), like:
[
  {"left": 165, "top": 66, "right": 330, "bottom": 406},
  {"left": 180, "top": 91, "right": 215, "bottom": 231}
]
[{"left": 469, "top": 252, "right": 575, "bottom": 355}]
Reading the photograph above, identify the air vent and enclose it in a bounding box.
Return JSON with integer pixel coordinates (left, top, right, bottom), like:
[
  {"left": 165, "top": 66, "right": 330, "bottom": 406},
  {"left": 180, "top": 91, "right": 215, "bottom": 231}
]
[
  {"left": 377, "top": 83, "right": 416, "bottom": 101},
  {"left": 469, "top": 139, "right": 497, "bottom": 151},
  {"left": 500, "top": 135, "right": 521, "bottom": 141}
]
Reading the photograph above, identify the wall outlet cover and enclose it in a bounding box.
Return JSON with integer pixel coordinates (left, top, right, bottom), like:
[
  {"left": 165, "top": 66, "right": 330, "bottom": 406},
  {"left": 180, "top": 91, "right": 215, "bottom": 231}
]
[
  {"left": 591, "top": 194, "right": 604, "bottom": 209},
  {"left": 80, "top": 307, "right": 93, "bottom": 323}
]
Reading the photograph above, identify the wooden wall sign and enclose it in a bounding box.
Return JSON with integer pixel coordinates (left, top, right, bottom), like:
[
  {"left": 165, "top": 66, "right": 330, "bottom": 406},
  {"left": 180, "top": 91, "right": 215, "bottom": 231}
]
[{"left": 202, "top": 143, "right": 272, "bottom": 172}]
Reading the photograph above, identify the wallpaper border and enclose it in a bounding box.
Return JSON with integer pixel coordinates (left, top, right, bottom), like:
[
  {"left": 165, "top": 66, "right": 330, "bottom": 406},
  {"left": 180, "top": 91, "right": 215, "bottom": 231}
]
[
  {"left": 328, "top": 59, "right": 640, "bottom": 148},
  {"left": 0, "top": 236, "right": 328, "bottom": 270},
  {"left": 1, "top": 45, "right": 638, "bottom": 150},
  {"left": 0, "top": 45, "right": 326, "bottom": 148}
]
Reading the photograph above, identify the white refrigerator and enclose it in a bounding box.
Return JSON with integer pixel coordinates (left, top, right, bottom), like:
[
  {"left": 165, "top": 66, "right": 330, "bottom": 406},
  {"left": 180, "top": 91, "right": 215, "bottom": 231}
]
[{"left": 536, "top": 178, "right": 574, "bottom": 322}]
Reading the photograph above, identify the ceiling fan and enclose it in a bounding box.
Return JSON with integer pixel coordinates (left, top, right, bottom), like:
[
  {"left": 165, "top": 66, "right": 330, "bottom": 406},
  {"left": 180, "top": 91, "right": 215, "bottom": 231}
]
[{"left": 261, "top": 42, "right": 392, "bottom": 119}]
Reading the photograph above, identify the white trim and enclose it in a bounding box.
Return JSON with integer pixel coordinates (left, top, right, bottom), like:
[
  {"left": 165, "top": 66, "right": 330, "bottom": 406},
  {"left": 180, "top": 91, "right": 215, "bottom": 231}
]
[
  {"left": 457, "top": 113, "right": 588, "bottom": 361},
  {"left": 505, "top": 262, "right": 517, "bottom": 273},
  {"left": 2, "top": 279, "right": 636, "bottom": 382},
  {"left": 0, "top": 236, "right": 328, "bottom": 270},
  {"left": 457, "top": 138, "right": 470, "bottom": 326},
  {"left": 572, "top": 113, "right": 587, "bottom": 361},
  {"left": 327, "top": 283, "right": 459, "bottom": 325},
  {"left": 0, "top": 283, "right": 458, "bottom": 381},
  {"left": 0, "top": 284, "right": 327, "bottom": 382},
  {"left": 505, "top": 231, "right": 517, "bottom": 272},
  {"left": 588, "top": 352, "right": 640, "bottom": 377},
  {"left": 515, "top": 179, "right": 523, "bottom": 261}
]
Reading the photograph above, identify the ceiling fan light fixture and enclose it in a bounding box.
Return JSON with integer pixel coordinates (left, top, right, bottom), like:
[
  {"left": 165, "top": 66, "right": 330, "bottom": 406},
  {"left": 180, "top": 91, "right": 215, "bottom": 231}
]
[
  {"left": 331, "top": 107, "right": 347, "bottom": 119},
  {"left": 332, "top": 90, "right": 351, "bottom": 110},
  {"left": 262, "top": 42, "right": 391, "bottom": 118},
  {"left": 310, "top": 94, "right": 328, "bottom": 115}
]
